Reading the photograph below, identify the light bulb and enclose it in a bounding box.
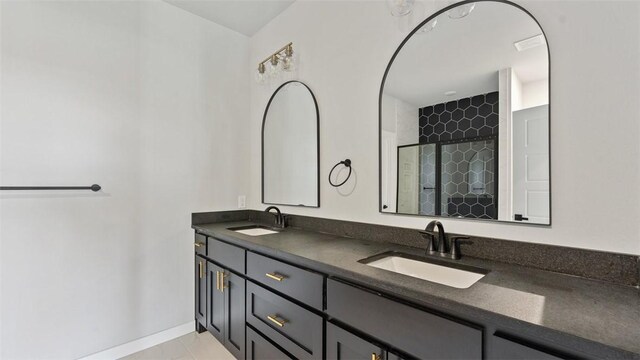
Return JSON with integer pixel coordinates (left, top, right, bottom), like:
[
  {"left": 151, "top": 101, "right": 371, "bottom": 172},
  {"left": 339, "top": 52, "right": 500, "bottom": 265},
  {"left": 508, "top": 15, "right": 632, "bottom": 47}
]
[
  {"left": 387, "top": 0, "right": 415, "bottom": 17},
  {"left": 418, "top": 18, "right": 438, "bottom": 33},
  {"left": 255, "top": 63, "right": 266, "bottom": 84},
  {"left": 447, "top": 2, "right": 475, "bottom": 19}
]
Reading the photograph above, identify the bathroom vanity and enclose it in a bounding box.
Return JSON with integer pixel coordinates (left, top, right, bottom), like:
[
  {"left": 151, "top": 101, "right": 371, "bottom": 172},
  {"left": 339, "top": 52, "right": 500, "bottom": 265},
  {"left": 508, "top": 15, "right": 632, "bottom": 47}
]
[
  {"left": 197, "top": 1, "right": 640, "bottom": 359},
  {"left": 192, "top": 211, "right": 640, "bottom": 360}
]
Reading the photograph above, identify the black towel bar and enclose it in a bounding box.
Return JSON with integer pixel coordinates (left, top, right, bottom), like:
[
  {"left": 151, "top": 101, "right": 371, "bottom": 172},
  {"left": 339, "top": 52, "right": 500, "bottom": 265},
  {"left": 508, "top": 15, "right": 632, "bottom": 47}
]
[{"left": 0, "top": 184, "right": 101, "bottom": 192}]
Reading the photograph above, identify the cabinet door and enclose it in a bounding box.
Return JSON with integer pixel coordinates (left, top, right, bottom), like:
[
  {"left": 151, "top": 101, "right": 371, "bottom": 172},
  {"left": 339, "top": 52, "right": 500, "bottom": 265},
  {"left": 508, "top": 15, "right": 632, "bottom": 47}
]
[
  {"left": 222, "top": 269, "right": 246, "bottom": 360},
  {"left": 246, "top": 326, "right": 294, "bottom": 360},
  {"left": 195, "top": 256, "right": 207, "bottom": 329},
  {"left": 207, "top": 262, "right": 225, "bottom": 342},
  {"left": 327, "top": 322, "right": 386, "bottom": 360}
]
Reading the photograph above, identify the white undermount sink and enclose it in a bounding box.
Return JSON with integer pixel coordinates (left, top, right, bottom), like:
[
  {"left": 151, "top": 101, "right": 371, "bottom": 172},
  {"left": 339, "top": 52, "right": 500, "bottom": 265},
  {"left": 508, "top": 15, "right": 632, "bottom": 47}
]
[
  {"left": 228, "top": 225, "right": 280, "bottom": 236},
  {"left": 363, "top": 253, "right": 487, "bottom": 289}
]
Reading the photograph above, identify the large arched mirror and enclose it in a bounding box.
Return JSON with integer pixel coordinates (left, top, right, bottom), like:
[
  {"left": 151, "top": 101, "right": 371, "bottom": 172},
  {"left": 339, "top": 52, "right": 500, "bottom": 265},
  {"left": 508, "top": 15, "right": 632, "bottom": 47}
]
[
  {"left": 380, "top": 0, "right": 550, "bottom": 225},
  {"left": 263, "top": 81, "right": 319, "bottom": 207}
]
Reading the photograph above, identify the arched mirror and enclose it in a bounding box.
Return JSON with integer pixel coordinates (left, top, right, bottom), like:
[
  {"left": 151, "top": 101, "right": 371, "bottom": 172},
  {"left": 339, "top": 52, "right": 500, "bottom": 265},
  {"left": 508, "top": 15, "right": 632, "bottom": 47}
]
[
  {"left": 380, "top": 0, "right": 550, "bottom": 224},
  {"left": 263, "top": 81, "right": 319, "bottom": 207}
]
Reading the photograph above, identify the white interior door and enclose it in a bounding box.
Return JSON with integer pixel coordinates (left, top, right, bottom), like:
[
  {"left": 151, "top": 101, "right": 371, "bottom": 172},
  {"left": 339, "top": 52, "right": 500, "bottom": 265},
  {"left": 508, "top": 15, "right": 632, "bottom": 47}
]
[
  {"left": 381, "top": 130, "right": 398, "bottom": 212},
  {"left": 512, "top": 105, "right": 550, "bottom": 224},
  {"left": 397, "top": 146, "right": 419, "bottom": 214}
]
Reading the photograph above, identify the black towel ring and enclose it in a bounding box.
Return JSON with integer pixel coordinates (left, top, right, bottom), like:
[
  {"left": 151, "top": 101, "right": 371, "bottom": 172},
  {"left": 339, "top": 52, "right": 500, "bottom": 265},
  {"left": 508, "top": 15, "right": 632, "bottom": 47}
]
[{"left": 328, "top": 159, "right": 352, "bottom": 187}]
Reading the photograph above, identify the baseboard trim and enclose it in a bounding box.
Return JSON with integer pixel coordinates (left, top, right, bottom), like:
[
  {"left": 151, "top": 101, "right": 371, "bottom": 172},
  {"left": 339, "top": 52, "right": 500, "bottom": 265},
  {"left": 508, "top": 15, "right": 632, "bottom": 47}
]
[{"left": 78, "top": 321, "right": 194, "bottom": 360}]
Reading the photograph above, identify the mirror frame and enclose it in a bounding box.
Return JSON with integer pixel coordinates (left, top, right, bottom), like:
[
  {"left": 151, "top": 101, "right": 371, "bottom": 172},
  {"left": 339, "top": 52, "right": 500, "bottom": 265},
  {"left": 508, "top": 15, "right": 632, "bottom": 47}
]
[
  {"left": 378, "top": 0, "right": 551, "bottom": 225},
  {"left": 262, "top": 80, "right": 321, "bottom": 208}
]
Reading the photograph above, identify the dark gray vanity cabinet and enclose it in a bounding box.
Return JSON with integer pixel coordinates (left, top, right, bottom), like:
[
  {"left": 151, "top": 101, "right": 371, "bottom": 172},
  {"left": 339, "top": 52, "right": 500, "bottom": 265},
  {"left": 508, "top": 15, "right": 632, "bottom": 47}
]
[
  {"left": 207, "top": 261, "right": 246, "bottom": 359},
  {"left": 195, "top": 255, "right": 207, "bottom": 330},
  {"left": 327, "top": 322, "right": 387, "bottom": 360}
]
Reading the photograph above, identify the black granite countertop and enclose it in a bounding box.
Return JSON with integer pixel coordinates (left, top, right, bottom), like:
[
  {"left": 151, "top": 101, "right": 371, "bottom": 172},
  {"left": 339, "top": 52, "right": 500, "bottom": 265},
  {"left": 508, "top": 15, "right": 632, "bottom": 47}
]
[{"left": 193, "top": 221, "right": 640, "bottom": 359}]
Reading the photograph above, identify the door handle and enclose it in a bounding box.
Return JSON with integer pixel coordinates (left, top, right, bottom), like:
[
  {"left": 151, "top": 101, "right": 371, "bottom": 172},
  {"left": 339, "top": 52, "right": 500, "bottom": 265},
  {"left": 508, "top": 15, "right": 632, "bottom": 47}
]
[
  {"left": 514, "top": 214, "right": 529, "bottom": 221},
  {"left": 265, "top": 273, "right": 285, "bottom": 282},
  {"left": 219, "top": 272, "right": 227, "bottom": 292},
  {"left": 267, "top": 315, "right": 287, "bottom": 327}
]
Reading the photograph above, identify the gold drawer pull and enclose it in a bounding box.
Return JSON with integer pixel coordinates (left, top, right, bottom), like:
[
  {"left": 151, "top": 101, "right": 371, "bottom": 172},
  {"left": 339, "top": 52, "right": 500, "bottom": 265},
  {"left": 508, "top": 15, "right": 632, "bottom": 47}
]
[
  {"left": 267, "top": 315, "right": 286, "bottom": 327},
  {"left": 199, "top": 261, "right": 204, "bottom": 279},
  {"left": 194, "top": 242, "right": 204, "bottom": 248},
  {"left": 371, "top": 353, "right": 380, "bottom": 360},
  {"left": 265, "top": 273, "right": 285, "bottom": 281}
]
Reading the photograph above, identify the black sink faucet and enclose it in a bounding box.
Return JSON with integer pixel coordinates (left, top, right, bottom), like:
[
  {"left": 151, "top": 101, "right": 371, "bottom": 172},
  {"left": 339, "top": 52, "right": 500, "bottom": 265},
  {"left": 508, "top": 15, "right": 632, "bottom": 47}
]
[
  {"left": 264, "top": 206, "right": 286, "bottom": 229},
  {"left": 424, "top": 220, "right": 447, "bottom": 255},
  {"left": 422, "top": 221, "right": 470, "bottom": 260}
]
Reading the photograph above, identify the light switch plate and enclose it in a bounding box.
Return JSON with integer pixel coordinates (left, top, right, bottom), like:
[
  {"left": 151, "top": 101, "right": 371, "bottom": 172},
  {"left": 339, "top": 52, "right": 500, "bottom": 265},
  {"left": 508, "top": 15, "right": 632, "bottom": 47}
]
[{"left": 237, "top": 195, "right": 246, "bottom": 209}]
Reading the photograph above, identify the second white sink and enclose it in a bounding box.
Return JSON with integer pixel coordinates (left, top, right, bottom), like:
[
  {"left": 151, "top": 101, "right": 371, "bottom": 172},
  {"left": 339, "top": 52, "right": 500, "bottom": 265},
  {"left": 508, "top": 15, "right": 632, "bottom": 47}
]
[
  {"left": 365, "top": 254, "right": 486, "bottom": 289},
  {"left": 227, "top": 225, "right": 280, "bottom": 236}
]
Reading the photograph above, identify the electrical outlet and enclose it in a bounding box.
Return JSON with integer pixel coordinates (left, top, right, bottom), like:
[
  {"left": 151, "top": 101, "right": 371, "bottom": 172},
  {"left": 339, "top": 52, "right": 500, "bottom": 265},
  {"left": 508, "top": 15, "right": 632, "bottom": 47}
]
[{"left": 237, "top": 195, "right": 246, "bottom": 209}]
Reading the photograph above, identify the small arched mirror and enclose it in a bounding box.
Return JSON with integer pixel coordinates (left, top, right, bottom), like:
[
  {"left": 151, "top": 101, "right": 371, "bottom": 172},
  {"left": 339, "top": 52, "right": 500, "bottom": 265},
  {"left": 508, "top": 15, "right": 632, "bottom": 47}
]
[
  {"left": 263, "top": 81, "right": 319, "bottom": 207},
  {"left": 380, "top": 0, "right": 550, "bottom": 224}
]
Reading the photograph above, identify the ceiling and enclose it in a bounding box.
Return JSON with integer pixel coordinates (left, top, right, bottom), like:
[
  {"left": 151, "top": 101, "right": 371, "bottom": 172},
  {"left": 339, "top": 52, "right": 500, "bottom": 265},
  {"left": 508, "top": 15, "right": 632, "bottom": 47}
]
[
  {"left": 384, "top": 2, "right": 548, "bottom": 107},
  {"left": 164, "top": 0, "right": 295, "bottom": 36}
]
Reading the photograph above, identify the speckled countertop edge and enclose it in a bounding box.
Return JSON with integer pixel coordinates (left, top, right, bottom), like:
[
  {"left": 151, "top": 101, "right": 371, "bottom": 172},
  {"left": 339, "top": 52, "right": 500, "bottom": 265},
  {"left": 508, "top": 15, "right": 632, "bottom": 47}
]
[{"left": 192, "top": 221, "right": 640, "bottom": 359}]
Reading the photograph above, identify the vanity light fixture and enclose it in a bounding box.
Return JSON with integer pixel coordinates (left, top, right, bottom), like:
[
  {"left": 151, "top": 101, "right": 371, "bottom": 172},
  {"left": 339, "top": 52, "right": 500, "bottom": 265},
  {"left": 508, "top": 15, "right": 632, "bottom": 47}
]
[
  {"left": 514, "top": 34, "right": 546, "bottom": 52},
  {"left": 255, "top": 42, "right": 296, "bottom": 84}
]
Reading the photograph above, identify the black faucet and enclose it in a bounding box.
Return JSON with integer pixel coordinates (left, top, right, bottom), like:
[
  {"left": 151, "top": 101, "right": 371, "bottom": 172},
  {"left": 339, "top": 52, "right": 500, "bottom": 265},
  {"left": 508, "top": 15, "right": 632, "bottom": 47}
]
[
  {"left": 264, "top": 206, "right": 286, "bottom": 229},
  {"left": 424, "top": 220, "right": 447, "bottom": 255},
  {"left": 422, "top": 220, "right": 469, "bottom": 260}
]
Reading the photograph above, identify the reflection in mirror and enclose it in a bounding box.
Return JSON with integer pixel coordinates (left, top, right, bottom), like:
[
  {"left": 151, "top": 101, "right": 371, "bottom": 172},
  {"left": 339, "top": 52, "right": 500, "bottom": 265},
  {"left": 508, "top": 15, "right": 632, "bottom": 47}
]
[
  {"left": 380, "top": 1, "right": 550, "bottom": 224},
  {"left": 263, "top": 81, "right": 319, "bottom": 207}
]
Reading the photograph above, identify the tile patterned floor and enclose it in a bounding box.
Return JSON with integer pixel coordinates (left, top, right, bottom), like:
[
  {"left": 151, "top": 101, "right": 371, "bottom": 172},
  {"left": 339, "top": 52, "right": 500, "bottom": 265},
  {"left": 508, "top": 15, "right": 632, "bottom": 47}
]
[{"left": 120, "top": 331, "right": 235, "bottom": 360}]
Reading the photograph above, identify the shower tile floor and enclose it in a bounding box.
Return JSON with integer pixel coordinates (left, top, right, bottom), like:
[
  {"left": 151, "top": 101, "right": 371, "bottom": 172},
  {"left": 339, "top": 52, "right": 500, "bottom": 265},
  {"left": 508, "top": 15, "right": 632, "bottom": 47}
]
[{"left": 120, "top": 331, "right": 234, "bottom": 360}]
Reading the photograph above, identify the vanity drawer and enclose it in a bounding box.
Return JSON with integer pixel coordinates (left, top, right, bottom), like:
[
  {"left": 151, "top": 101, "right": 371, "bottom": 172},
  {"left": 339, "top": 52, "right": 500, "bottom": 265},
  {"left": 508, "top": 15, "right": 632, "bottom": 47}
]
[
  {"left": 327, "top": 278, "right": 482, "bottom": 359},
  {"left": 246, "top": 251, "right": 324, "bottom": 310},
  {"left": 194, "top": 233, "right": 206, "bottom": 256},
  {"left": 207, "top": 237, "right": 245, "bottom": 274},
  {"left": 246, "top": 281, "right": 323, "bottom": 360},
  {"left": 246, "top": 326, "right": 294, "bottom": 360},
  {"left": 491, "top": 333, "right": 564, "bottom": 359}
]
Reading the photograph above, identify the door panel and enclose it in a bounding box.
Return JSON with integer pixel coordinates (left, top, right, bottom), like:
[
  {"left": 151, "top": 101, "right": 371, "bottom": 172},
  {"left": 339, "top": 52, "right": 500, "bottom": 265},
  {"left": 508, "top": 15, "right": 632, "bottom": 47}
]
[
  {"left": 327, "top": 322, "right": 385, "bottom": 360},
  {"left": 246, "top": 326, "right": 294, "bottom": 360},
  {"left": 512, "top": 105, "right": 549, "bottom": 224},
  {"left": 397, "top": 146, "right": 420, "bottom": 214},
  {"left": 195, "top": 255, "right": 206, "bottom": 328},
  {"left": 207, "top": 262, "right": 225, "bottom": 342},
  {"left": 223, "top": 270, "right": 245, "bottom": 359}
]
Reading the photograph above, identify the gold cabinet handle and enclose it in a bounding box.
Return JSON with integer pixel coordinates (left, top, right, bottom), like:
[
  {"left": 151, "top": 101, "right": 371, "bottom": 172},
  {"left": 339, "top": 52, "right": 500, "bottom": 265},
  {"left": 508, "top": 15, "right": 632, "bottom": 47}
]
[
  {"left": 220, "top": 272, "right": 227, "bottom": 292},
  {"left": 194, "top": 242, "right": 204, "bottom": 248},
  {"left": 199, "top": 261, "right": 204, "bottom": 279},
  {"left": 215, "top": 270, "right": 220, "bottom": 290},
  {"left": 265, "top": 272, "right": 285, "bottom": 282},
  {"left": 371, "top": 353, "right": 380, "bottom": 360},
  {"left": 267, "top": 315, "right": 286, "bottom": 327}
]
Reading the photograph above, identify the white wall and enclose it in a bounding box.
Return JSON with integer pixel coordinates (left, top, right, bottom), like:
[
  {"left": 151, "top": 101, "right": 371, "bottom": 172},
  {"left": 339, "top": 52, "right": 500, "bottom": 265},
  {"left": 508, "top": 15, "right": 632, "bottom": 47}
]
[
  {"left": 521, "top": 78, "right": 549, "bottom": 109},
  {"left": 249, "top": 0, "right": 640, "bottom": 256},
  {"left": 0, "top": 1, "right": 249, "bottom": 358}
]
